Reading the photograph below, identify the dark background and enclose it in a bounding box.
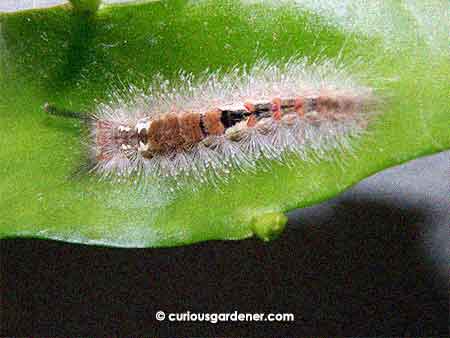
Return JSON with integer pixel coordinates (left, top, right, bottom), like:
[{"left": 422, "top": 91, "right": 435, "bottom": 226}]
[{"left": 1, "top": 151, "right": 448, "bottom": 336}]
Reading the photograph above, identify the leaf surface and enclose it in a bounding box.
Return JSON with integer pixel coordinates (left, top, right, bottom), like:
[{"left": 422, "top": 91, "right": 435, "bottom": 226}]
[{"left": 0, "top": 0, "right": 448, "bottom": 247}]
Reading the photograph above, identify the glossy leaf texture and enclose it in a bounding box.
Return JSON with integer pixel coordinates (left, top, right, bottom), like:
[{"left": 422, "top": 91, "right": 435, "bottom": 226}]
[{"left": 0, "top": 0, "right": 448, "bottom": 247}]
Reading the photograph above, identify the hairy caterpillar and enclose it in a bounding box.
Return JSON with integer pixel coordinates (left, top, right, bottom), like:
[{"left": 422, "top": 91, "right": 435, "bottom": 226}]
[{"left": 47, "top": 58, "right": 379, "bottom": 185}]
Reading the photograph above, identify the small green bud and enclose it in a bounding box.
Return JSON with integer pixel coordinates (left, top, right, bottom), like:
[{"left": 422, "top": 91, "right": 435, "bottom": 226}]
[{"left": 251, "top": 212, "right": 287, "bottom": 242}]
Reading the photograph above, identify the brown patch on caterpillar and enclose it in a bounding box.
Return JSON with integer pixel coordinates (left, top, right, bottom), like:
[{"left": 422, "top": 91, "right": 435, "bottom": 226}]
[
  {"left": 317, "top": 94, "right": 339, "bottom": 115},
  {"left": 95, "top": 120, "right": 113, "bottom": 161},
  {"left": 338, "top": 95, "right": 359, "bottom": 115},
  {"left": 148, "top": 113, "right": 184, "bottom": 153},
  {"left": 203, "top": 110, "right": 225, "bottom": 135},
  {"left": 178, "top": 111, "right": 204, "bottom": 146}
]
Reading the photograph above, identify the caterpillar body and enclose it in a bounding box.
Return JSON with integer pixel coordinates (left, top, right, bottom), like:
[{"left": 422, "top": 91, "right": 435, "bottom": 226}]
[{"left": 76, "top": 59, "right": 378, "bottom": 184}]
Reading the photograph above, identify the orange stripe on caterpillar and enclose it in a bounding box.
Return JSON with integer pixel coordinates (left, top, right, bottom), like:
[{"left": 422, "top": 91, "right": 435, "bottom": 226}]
[{"left": 246, "top": 114, "right": 257, "bottom": 127}]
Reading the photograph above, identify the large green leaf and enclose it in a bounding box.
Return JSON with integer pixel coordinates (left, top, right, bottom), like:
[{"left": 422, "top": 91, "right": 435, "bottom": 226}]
[{"left": 0, "top": 0, "right": 448, "bottom": 247}]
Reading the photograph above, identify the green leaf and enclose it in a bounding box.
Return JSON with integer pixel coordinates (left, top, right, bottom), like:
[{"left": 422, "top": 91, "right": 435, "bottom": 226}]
[
  {"left": 0, "top": 0, "right": 448, "bottom": 247},
  {"left": 69, "top": 0, "right": 101, "bottom": 14}
]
